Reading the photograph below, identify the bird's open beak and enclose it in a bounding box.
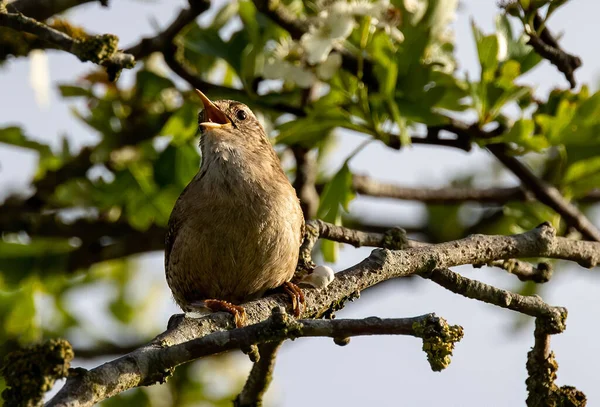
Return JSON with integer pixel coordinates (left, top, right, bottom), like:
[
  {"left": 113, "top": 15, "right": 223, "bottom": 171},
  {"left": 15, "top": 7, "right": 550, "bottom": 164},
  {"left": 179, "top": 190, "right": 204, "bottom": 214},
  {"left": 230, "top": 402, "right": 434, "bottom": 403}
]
[{"left": 195, "top": 89, "right": 231, "bottom": 130}]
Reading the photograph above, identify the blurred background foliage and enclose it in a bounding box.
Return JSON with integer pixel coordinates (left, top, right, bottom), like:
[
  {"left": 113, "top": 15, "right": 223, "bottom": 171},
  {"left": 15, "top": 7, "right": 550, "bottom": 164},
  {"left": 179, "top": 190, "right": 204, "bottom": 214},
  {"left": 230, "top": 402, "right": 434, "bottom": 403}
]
[{"left": 1, "top": 0, "right": 599, "bottom": 405}]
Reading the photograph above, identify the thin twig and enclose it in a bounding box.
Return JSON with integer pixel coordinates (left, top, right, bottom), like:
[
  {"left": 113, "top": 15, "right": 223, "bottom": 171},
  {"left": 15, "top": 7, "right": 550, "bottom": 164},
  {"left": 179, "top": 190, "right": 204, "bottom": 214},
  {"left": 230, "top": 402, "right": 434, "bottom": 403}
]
[
  {"left": 489, "top": 144, "right": 600, "bottom": 242},
  {"left": 422, "top": 268, "right": 565, "bottom": 330},
  {"left": 235, "top": 341, "right": 283, "bottom": 407},
  {"left": 484, "top": 259, "right": 552, "bottom": 283},
  {"left": 162, "top": 43, "right": 305, "bottom": 116},
  {"left": 528, "top": 12, "right": 581, "bottom": 89},
  {"left": 124, "top": 0, "right": 209, "bottom": 59},
  {"left": 292, "top": 145, "right": 320, "bottom": 219},
  {"left": 352, "top": 175, "right": 530, "bottom": 203}
]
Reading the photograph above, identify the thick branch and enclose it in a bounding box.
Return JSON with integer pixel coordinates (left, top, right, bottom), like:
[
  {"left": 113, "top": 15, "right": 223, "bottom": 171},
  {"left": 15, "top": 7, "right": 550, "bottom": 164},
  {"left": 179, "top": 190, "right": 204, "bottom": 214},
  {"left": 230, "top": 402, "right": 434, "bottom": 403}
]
[
  {"left": 48, "top": 311, "right": 458, "bottom": 406},
  {"left": 48, "top": 224, "right": 599, "bottom": 405},
  {"left": 0, "top": 11, "right": 134, "bottom": 70},
  {"left": 234, "top": 341, "right": 282, "bottom": 407},
  {"left": 308, "top": 220, "right": 551, "bottom": 283},
  {"left": 489, "top": 144, "right": 600, "bottom": 242}
]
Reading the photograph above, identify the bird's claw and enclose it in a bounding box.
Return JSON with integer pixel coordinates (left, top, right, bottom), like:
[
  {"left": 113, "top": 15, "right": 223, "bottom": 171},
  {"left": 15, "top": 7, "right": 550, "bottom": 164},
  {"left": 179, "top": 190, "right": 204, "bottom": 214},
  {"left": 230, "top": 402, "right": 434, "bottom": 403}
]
[
  {"left": 203, "top": 299, "right": 247, "bottom": 328},
  {"left": 283, "top": 282, "right": 305, "bottom": 318}
]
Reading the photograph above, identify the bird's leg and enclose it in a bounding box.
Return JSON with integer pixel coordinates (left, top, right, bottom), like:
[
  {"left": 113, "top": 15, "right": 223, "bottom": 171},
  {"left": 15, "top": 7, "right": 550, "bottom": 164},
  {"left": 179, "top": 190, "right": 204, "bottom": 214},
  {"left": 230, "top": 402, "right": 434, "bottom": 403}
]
[
  {"left": 202, "top": 299, "right": 247, "bottom": 328},
  {"left": 283, "top": 282, "right": 305, "bottom": 318}
]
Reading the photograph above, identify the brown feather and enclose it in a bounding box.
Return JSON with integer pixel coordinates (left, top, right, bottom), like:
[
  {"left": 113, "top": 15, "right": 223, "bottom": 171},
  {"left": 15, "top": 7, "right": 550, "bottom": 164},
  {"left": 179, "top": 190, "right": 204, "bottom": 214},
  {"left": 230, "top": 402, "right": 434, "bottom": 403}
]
[{"left": 165, "top": 100, "right": 304, "bottom": 309}]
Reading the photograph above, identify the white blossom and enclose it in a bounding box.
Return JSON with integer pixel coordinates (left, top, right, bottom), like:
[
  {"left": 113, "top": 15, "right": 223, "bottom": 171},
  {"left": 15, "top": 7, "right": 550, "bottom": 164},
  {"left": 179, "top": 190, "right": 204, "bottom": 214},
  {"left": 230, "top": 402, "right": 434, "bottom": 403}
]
[
  {"left": 301, "top": 12, "right": 355, "bottom": 64},
  {"left": 29, "top": 50, "right": 50, "bottom": 109},
  {"left": 316, "top": 52, "right": 343, "bottom": 80},
  {"left": 497, "top": 32, "right": 508, "bottom": 61}
]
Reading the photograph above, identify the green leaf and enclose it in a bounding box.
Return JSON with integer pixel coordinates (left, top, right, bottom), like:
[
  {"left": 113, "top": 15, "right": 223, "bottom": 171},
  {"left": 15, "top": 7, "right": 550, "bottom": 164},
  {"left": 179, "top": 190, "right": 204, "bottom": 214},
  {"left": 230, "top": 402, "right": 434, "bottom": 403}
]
[
  {"left": 135, "top": 70, "right": 175, "bottom": 102},
  {"left": 276, "top": 109, "right": 368, "bottom": 147},
  {"left": 58, "top": 85, "right": 94, "bottom": 98},
  {"left": 317, "top": 164, "right": 355, "bottom": 262},
  {"left": 503, "top": 118, "right": 549, "bottom": 152},
  {"left": 160, "top": 102, "right": 198, "bottom": 145},
  {"left": 563, "top": 156, "right": 600, "bottom": 196},
  {"left": 3, "top": 280, "right": 39, "bottom": 342},
  {"left": 0, "top": 239, "right": 75, "bottom": 286},
  {"left": 382, "top": 61, "right": 398, "bottom": 98},
  {"left": 0, "top": 126, "right": 52, "bottom": 156}
]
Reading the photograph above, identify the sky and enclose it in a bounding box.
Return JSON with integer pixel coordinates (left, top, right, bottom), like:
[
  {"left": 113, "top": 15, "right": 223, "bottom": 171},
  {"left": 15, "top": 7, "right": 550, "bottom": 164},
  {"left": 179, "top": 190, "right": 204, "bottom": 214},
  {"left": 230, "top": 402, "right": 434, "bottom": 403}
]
[{"left": 2, "top": 1, "right": 600, "bottom": 406}]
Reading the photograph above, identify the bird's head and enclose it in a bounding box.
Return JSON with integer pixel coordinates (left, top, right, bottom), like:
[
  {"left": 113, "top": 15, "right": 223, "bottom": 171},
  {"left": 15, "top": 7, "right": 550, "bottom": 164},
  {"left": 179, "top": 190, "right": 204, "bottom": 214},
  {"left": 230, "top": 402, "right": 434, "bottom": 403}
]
[{"left": 195, "top": 89, "right": 271, "bottom": 160}]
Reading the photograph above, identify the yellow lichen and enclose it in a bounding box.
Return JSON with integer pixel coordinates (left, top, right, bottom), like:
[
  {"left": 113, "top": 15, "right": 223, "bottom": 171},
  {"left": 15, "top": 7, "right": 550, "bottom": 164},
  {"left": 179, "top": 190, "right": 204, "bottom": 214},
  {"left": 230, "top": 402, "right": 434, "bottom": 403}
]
[{"left": 1, "top": 338, "right": 74, "bottom": 407}]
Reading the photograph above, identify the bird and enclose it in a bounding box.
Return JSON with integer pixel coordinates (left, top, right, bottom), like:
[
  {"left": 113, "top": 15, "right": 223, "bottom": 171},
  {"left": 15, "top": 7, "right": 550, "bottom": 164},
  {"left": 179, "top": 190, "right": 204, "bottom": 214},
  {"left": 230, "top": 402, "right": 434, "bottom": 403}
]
[{"left": 165, "top": 90, "right": 306, "bottom": 327}]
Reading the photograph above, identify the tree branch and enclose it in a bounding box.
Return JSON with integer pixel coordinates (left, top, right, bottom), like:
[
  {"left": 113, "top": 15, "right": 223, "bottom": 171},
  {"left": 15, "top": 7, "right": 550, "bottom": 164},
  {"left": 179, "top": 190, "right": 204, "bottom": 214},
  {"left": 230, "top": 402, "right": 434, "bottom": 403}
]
[
  {"left": 484, "top": 259, "right": 552, "bottom": 283},
  {"left": 525, "top": 318, "right": 586, "bottom": 406},
  {"left": 234, "top": 341, "right": 283, "bottom": 407},
  {"left": 124, "top": 0, "right": 209, "bottom": 60},
  {"left": 0, "top": 10, "right": 134, "bottom": 71},
  {"left": 162, "top": 42, "right": 305, "bottom": 116},
  {"left": 352, "top": 175, "right": 529, "bottom": 204},
  {"left": 305, "top": 220, "right": 552, "bottom": 283},
  {"left": 46, "top": 223, "right": 600, "bottom": 405},
  {"left": 292, "top": 145, "right": 319, "bottom": 219},
  {"left": 489, "top": 144, "right": 600, "bottom": 242},
  {"left": 49, "top": 310, "right": 460, "bottom": 406},
  {"left": 527, "top": 12, "right": 581, "bottom": 89},
  {"left": 422, "top": 268, "right": 565, "bottom": 330},
  {"left": 351, "top": 174, "right": 600, "bottom": 205},
  {"left": 6, "top": 0, "right": 105, "bottom": 21}
]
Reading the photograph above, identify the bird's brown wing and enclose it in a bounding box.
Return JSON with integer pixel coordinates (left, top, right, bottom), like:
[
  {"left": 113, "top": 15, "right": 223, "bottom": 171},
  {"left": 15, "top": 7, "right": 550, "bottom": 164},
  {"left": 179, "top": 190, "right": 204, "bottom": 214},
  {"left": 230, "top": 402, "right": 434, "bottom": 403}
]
[{"left": 164, "top": 169, "right": 206, "bottom": 269}]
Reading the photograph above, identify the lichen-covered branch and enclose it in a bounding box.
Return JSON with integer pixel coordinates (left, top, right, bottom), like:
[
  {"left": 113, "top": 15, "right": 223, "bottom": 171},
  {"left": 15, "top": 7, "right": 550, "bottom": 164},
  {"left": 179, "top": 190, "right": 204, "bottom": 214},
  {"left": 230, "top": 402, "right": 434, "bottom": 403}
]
[
  {"left": 0, "top": 10, "right": 134, "bottom": 75},
  {"left": 525, "top": 318, "right": 586, "bottom": 407},
  {"left": 1, "top": 339, "right": 73, "bottom": 407},
  {"left": 235, "top": 341, "right": 283, "bottom": 407},
  {"left": 47, "top": 310, "right": 459, "bottom": 406},
  {"left": 47, "top": 223, "right": 599, "bottom": 405},
  {"left": 307, "top": 220, "right": 552, "bottom": 283},
  {"left": 422, "top": 268, "right": 565, "bottom": 331}
]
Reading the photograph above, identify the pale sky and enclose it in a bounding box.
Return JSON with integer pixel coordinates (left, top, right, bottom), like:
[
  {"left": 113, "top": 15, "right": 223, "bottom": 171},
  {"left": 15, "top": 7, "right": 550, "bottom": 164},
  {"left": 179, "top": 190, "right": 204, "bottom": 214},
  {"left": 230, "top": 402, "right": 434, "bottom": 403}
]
[{"left": 1, "top": 1, "right": 600, "bottom": 406}]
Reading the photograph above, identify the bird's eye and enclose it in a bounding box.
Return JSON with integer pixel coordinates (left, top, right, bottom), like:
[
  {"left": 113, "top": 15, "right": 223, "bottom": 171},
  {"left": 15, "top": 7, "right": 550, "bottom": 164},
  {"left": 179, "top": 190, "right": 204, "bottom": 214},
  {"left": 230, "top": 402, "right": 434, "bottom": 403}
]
[{"left": 236, "top": 110, "right": 247, "bottom": 121}]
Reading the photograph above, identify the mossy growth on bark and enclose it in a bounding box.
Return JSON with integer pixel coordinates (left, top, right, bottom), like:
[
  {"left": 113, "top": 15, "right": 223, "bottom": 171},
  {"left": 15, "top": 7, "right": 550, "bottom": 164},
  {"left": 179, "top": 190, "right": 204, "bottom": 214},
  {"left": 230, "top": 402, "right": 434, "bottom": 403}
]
[{"left": 1, "top": 338, "right": 74, "bottom": 407}]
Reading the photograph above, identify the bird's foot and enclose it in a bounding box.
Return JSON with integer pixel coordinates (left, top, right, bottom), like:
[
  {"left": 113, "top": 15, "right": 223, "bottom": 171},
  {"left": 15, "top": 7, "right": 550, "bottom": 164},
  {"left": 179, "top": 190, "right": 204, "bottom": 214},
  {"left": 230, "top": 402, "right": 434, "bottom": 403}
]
[
  {"left": 283, "top": 282, "right": 305, "bottom": 318},
  {"left": 202, "top": 299, "right": 247, "bottom": 328}
]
